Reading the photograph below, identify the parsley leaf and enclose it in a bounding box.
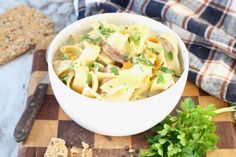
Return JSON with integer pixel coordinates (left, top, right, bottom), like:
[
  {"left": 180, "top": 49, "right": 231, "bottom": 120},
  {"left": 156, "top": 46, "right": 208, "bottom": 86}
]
[
  {"left": 123, "top": 53, "right": 132, "bottom": 61},
  {"left": 136, "top": 58, "right": 153, "bottom": 66},
  {"left": 167, "top": 51, "right": 173, "bottom": 60},
  {"left": 98, "top": 22, "right": 115, "bottom": 38},
  {"left": 110, "top": 67, "right": 119, "bottom": 75},
  {"left": 86, "top": 73, "right": 92, "bottom": 84},
  {"left": 156, "top": 74, "right": 165, "bottom": 84},
  {"left": 139, "top": 98, "right": 236, "bottom": 157},
  {"left": 88, "top": 62, "right": 103, "bottom": 69},
  {"left": 164, "top": 49, "right": 173, "bottom": 60},
  {"left": 136, "top": 54, "right": 154, "bottom": 66},
  {"left": 147, "top": 47, "right": 159, "bottom": 55},
  {"left": 94, "top": 63, "right": 102, "bottom": 69},
  {"left": 180, "top": 97, "right": 196, "bottom": 112},
  {"left": 139, "top": 98, "right": 220, "bottom": 157},
  {"left": 62, "top": 53, "right": 69, "bottom": 60},
  {"left": 62, "top": 79, "right": 67, "bottom": 84},
  {"left": 160, "top": 66, "right": 175, "bottom": 75},
  {"left": 87, "top": 62, "right": 94, "bottom": 68},
  {"left": 128, "top": 32, "right": 141, "bottom": 46},
  {"left": 81, "top": 34, "right": 101, "bottom": 44},
  {"left": 61, "top": 74, "right": 68, "bottom": 85}
]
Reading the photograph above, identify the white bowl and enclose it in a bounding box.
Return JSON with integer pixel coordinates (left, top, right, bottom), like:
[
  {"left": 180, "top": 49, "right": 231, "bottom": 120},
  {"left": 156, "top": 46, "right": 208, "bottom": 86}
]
[{"left": 48, "top": 13, "right": 189, "bottom": 136}]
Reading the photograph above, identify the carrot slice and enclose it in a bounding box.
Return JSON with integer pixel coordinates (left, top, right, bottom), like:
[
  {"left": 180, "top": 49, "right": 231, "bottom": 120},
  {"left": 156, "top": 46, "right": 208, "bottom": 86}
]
[
  {"left": 154, "top": 58, "right": 162, "bottom": 68},
  {"left": 148, "top": 37, "right": 159, "bottom": 43},
  {"left": 123, "top": 61, "right": 133, "bottom": 69},
  {"left": 147, "top": 52, "right": 154, "bottom": 58}
]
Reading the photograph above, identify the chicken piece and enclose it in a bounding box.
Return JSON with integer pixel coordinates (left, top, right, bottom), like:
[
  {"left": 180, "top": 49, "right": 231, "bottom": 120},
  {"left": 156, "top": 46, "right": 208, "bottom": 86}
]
[{"left": 102, "top": 43, "right": 126, "bottom": 63}]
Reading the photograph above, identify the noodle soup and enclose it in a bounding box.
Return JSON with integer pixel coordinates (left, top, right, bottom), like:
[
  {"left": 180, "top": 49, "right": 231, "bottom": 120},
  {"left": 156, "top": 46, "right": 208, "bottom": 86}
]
[{"left": 53, "top": 22, "right": 183, "bottom": 102}]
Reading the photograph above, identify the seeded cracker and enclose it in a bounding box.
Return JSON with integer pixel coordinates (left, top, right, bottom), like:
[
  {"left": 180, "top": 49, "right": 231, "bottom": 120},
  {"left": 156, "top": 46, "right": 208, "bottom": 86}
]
[
  {"left": 0, "top": 4, "right": 54, "bottom": 64},
  {"left": 44, "top": 138, "right": 68, "bottom": 157},
  {"left": 44, "top": 138, "right": 92, "bottom": 157}
]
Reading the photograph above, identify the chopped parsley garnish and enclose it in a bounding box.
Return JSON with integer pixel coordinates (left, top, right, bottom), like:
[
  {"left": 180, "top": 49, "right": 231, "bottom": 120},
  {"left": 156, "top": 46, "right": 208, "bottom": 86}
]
[
  {"left": 86, "top": 73, "right": 92, "bottom": 84},
  {"left": 94, "top": 62, "right": 102, "bottom": 68},
  {"left": 94, "top": 37, "right": 102, "bottom": 42},
  {"left": 110, "top": 67, "right": 119, "bottom": 75},
  {"left": 136, "top": 58, "right": 153, "bottom": 66},
  {"left": 164, "top": 49, "right": 173, "bottom": 60},
  {"left": 61, "top": 74, "right": 68, "bottom": 85},
  {"left": 128, "top": 32, "right": 141, "bottom": 46},
  {"left": 147, "top": 47, "right": 159, "bottom": 55},
  {"left": 62, "top": 53, "right": 69, "bottom": 60},
  {"left": 160, "top": 66, "right": 175, "bottom": 75},
  {"left": 156, "top": 74, "right": 165, "bottom": 84},
  {"left": 88, "top": 62, "right": 94, "bottom": 68},
  {"left": 81, "top": 33, "right": 91, "bottom": 41},
  {"left": 97, "top": 58, "right": 107, "bottom": 66},
  {"left": 98, "top": 22, "right": 115, "bottom": 38},
  {"left": 81, "top": 34, "right": 101, "bottom": 44},
  {"left": 62, "top": 79, "right": 67, "bottom": 84},
  {"left": 88, "top": 62, "right": 103, "bottom": 69},
  {"left": 136, "top": 54, "right": 154, "bottom": 66},
  {"left": 123, "top": 53, "right": 132, "bottom": 61},
  {"left": 167, "top": 51, "right": 173, "bottom": 60},
  {"left": 109, "top": 85, "right": 113, "bottom": 88}
]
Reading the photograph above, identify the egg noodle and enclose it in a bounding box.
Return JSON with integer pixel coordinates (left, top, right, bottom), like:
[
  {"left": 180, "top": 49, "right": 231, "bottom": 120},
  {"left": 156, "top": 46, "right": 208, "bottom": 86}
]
[{"left": 53, "top": 22, "right": 182, "bottom": 101}]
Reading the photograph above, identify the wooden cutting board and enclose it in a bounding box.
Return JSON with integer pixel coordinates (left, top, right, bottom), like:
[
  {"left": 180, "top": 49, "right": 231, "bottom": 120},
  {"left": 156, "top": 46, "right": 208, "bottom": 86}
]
[{"left": 18, "top": 37, "right": 236, "bottom": 157}]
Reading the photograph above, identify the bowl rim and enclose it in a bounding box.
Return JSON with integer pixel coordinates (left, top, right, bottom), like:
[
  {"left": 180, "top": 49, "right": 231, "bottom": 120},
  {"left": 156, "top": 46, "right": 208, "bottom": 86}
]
[{"left": 47, "top": 13, "right": 189, "bottom": 106}]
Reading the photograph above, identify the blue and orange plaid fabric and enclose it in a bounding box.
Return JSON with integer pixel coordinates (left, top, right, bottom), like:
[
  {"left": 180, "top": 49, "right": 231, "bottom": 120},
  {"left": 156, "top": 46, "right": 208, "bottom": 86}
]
[{"left": 74, "top": 0, "right": 236, "bottom": 104}]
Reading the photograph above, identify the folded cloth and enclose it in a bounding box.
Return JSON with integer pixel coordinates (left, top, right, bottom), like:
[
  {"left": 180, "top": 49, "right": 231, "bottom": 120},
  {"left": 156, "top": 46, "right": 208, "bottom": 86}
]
[{"left": 74, "top": 0, "right": 236, "bottom": 103}]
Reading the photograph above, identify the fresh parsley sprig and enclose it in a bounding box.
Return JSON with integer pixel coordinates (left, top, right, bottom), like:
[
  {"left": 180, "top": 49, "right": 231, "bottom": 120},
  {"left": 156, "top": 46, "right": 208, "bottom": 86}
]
[{"left": 139, "top": 98, "right": 236, "bottom": 157}]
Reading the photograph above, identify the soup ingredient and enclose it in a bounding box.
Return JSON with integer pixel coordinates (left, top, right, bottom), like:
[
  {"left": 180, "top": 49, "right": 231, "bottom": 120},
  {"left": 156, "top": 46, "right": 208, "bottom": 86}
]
[
  {"left": 123, "top": 61, "right": 133, "bottom": 69},
  {"left": 98, "top": 22, "right": 115, "bottom": 38},
  {"left": 102, "top": 43, "right": 126, "bottom": 63},
  {"left": 110, "top": 66, "right": 119, "bottom": 75},
  {"left": 148, "top": 37, "right": 159, "bottom": 43},
  {"left": 160, "top": 66, "right": 175, "bottom": 75},
  {"left": 53, "top": 22, "right": 183, "bottom": 101},
  {"left": 139, "top": 98, "right": 236, "bottom": 157},
  {"left": 135, "top": 54, "right": 154, "bottom": 66}
]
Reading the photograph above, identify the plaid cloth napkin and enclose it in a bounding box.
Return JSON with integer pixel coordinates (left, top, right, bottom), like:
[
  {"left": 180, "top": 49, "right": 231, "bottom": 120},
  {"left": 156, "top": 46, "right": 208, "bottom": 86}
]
[{"left": 74, "top": 0, "right": 236, "bottom": 104}]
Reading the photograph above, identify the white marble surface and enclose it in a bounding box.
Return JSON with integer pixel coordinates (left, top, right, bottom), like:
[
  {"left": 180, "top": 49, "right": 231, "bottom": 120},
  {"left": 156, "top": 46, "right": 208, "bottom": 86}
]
[
  {"left": 0, "top": 53, "right": 33, "bottom": 157},
  {"left": 0, "top": 0, "right": 76, "bottom": 156}
]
